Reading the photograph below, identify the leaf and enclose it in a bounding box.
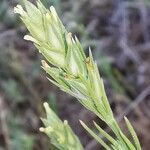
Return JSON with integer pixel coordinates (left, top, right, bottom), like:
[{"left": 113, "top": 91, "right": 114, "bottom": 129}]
[
  {"left": 80, "top": 120, "right": 111, "bottom": 150},
  {"left": 119, "top": 130, "right": 136, "bottom": 150},
  {"left": 93, "top": 121, "right": 116, "bottom": 145},
  {"left": 124, "top": 117, "right": 141, "bottom": 150}
]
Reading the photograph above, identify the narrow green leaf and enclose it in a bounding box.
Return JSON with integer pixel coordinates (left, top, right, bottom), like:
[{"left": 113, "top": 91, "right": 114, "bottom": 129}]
[
  {"left": 93, "top": 121, "right": 116, "bottom": 144},
  {"left": 124, "top": 117, "right": 141, "bottom": 150},
  {"left": 119, "top": 130, "right": 136, "bottom": 150},
  {"left": 80, "top": 120, "right": 111, "bottom": 150}
]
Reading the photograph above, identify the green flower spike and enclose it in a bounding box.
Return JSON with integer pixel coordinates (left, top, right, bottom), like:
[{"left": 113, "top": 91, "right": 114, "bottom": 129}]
[
  {"left": 40, "top": 102, "right": 83, "bottom": 150},
  {"left": 14, "top": 1, "right": 141, "bottom": 150}
]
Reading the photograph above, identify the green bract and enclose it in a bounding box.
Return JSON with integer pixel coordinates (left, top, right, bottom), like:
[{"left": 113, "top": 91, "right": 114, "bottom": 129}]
[
  {"left": 14, "top": 0, "right": 86, "bottom": 73},
  {"left": 14, "top": 1, "right": 141, "bottom": 149},
  {"left": 40, "top": 103, "right": 83, "bottom": 150}
]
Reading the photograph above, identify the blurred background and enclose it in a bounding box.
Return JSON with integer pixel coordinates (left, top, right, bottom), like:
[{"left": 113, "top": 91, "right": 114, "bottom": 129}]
[{"left": 0, "top": 0, "right": 150, "bottom": 149}]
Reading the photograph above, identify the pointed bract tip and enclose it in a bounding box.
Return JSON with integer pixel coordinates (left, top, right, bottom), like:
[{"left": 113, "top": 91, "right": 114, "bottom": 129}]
[
  {"left": 41, "top": 60, "right": 50, "bottom": 68},
  {"left": 93, "top": 121, "right": 96, "bottom": 125},
  {"left": 88, "top": 47, "right": 93, "bottom": 58},
  {"left": 64, "top": 120, "right": 68, "bottom": 125},
  {"left": 50, "top": 6, "right": 56, "bottom": 13},
  {"left": 39, "top": 127, "right": 45, "bottom": 132},
  {"left": 79, "top": 120, "right": 83, "bottom": 124},
  {"left": 14, "top": 5, "right": 24, "bottom": 15},
  {"left": 50, "top": 6, "right": 58, "bottom": 19},
  {"left": 43, "top": 102, "right": 52, "bottom": 115},
  {"left": 24, "top": 35, "right": 38, "bottom": 44},
  {"left": 43, "top": 102, "right": 49, "bottom": 108},
  {"left": 124, "top": 116, "right": 127, "bottom": 120}
]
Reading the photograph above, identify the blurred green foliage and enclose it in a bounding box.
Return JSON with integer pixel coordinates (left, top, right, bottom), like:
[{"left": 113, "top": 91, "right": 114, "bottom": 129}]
[
  {"left": 9, "top": 117, "right": 34, "bottom": 150},
  {"left": 1, "top": 79, "right": 23, "bottom": 103},
  {"left": 47, "top": 92, "right": 58, "bottom": 114},
  {"left": 0, "top": 0, "right": 20, "bottom": 27}
]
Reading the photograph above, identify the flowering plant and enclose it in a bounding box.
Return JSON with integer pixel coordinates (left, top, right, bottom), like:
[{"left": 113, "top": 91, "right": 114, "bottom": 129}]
[{"left": 14, "top": 1, "right": 141, "bottom": 149}]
